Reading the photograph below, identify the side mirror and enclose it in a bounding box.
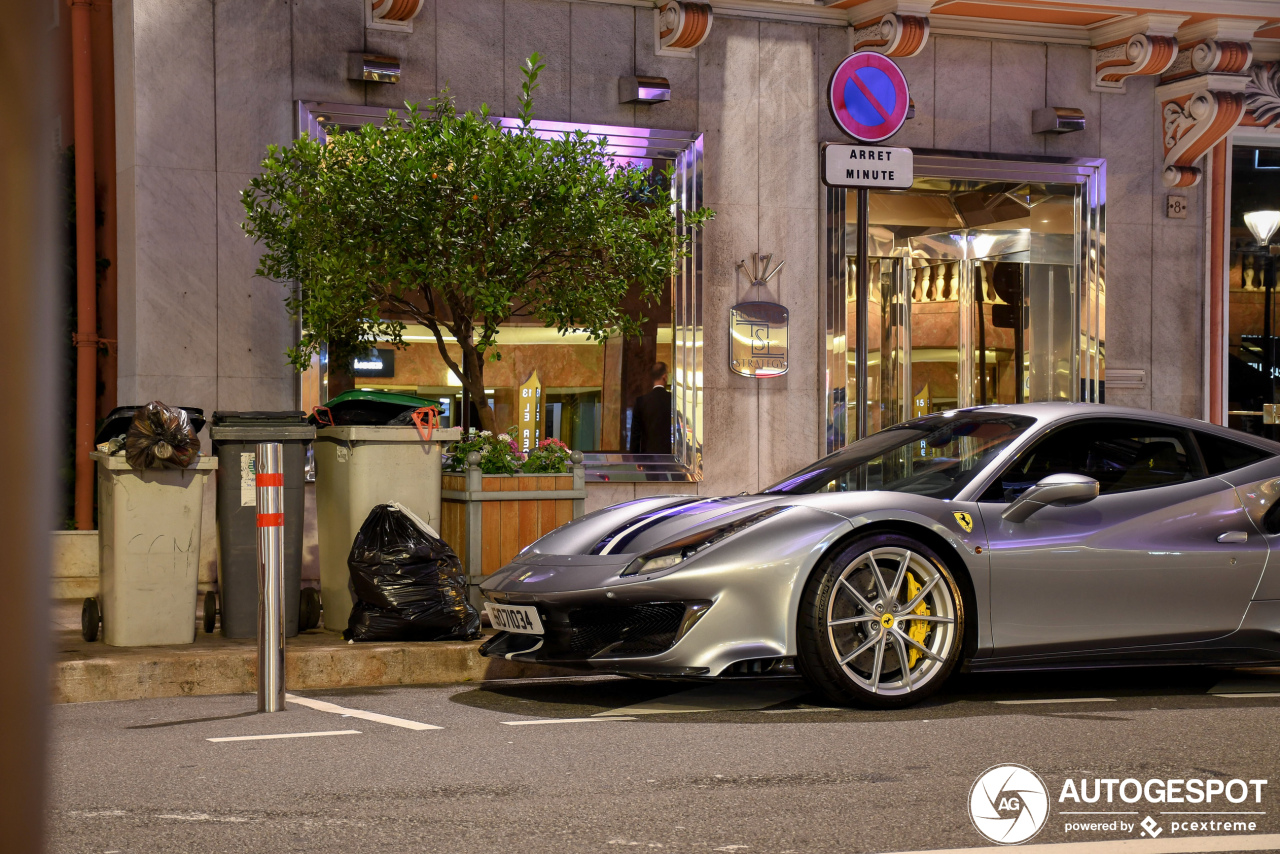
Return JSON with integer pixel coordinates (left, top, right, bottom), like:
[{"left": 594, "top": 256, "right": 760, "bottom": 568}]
[{"left": 1002, "top": 473, "right": 1100, "bottom": 523}]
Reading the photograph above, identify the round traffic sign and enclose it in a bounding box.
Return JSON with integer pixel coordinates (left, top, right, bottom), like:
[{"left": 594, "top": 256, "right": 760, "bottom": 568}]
[{"left": 829, "top": 52, "right": 910, "bottom": 143}]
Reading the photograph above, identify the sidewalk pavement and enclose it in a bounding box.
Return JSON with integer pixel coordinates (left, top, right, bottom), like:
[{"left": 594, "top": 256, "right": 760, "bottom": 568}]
[{"left": 52, "top": 602, "right": 570, "bottom": 704}]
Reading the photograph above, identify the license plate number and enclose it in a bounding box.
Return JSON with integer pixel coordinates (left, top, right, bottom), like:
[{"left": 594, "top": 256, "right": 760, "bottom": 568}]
[{"left": 485, "top": 603, "right": 544, "bottom": 635}]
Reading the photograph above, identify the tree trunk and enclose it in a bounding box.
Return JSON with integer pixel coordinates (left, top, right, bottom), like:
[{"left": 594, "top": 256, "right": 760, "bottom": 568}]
[
  {"left": 459, "top": 340, "right": 497, "bottom": 432},
  {"left": 473, "top": 398, "right": 497, "bottom": 432},
  {"left": 328, "top": 361, "right": 356, "bottom": 398}
]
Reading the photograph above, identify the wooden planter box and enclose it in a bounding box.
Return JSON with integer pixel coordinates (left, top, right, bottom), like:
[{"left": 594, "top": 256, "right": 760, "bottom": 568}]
[{"left": 440, "top": 455, "right": 586, "bottom": 603}]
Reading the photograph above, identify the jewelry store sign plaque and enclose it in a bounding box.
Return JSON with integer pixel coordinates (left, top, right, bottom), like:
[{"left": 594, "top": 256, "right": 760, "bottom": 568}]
[{"left": 730, "top": 301, "right": 789, "bottom": 378}]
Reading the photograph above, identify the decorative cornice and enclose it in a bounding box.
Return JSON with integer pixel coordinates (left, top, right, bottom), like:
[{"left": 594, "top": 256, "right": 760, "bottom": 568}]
[
  {"left": 1088, "top": 13, "right": 1186, "bottom": 47},
  {"left": 656, "top": 1, "right": 714, "bottom": 56},
  {"left": 702, "top": 0, "right": 847, "bottom": 25},
  {"left": 1090, "top": 14, "right": 1186, "bottom": 93},
  {"left": 367, "top": 0, "right": 424, "bottom": 32},
  {"left": 1161, "top": 19, "right": 1262, "bottom": 83},
  {"left": 1175, "top": 18, "right": 1268, "bottom": 45},
  {"left": 1245, "top": 61, "right": 1280, "bottom": 130},
  {"left": 827, "top": 0, "right": 932, "bottom": 13},
  {"left": 852, "top": 13, "right": 930, "bottom": 57},
  {"left": 842, "top": 0, "right": 933, "bottom": 57},
  {"left": 928, "top": 14, "right": 1089, "bottom": 46},
  {"left": 1157, "top": 72, "right": 1251, "bottom": 187}
]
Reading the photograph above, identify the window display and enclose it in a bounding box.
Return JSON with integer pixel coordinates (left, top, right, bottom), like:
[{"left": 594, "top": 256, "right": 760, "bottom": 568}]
[{"left": 1226, "top": 144, "right": 1280, "bottom": 437}]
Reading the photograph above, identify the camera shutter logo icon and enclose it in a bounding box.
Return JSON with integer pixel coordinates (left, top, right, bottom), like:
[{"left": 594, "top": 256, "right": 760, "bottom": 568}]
[{"left": 969, "top": 764, "right": 1050, "bottom": 845}]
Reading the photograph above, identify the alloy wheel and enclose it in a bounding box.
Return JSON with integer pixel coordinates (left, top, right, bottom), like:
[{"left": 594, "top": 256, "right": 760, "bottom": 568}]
[{"left": 824, "top": 546, "right": 957, "bottom": 696}]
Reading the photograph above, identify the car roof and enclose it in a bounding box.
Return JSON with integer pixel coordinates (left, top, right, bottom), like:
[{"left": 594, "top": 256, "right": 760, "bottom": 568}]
[{"left": 950, "top": 402, "right": 1280, "bottom": 452}]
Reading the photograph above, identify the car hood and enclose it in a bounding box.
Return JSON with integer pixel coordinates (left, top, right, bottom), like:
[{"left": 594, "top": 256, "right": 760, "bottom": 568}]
[{"left": 519, "top": 489, "right": 951, "bottom": 559}]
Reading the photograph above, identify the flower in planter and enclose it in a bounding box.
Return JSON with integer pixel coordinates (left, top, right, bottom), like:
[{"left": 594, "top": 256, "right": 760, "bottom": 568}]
[
  {"left": 446, "top": 428, "right": 525, "bottom": 475},
  {"left": 522, "top": 437, "right": 573, "bottom": 474}
]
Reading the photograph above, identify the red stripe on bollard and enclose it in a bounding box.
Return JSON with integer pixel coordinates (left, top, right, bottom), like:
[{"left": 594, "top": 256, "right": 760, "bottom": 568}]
[
  {"left": 256, "top": 512, "right": 285, "bottom": 528},
  {"left": 256, "top": 472, "right": 284, "bottom": 487}
]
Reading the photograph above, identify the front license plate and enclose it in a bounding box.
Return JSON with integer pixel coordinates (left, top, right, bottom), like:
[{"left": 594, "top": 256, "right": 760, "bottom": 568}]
[{"left": 485, "top": 603, "right": 545, "bottom": 635}]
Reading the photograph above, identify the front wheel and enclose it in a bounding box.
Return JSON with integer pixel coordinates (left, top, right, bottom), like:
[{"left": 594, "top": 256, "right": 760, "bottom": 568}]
[{"left": 797, "top": 533, "right": 964, "bottom": 709}]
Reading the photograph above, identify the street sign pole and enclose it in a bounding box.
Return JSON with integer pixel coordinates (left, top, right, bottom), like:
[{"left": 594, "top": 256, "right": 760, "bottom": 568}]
[
  {"left": 822, "top": 143, "right": 911, "bottom": 444},
  {"left": 825, "top": 50, "right": 912, "bottom": 450},
  {"left": 855, "top": 187, "right": 869, "bottom": 445}
]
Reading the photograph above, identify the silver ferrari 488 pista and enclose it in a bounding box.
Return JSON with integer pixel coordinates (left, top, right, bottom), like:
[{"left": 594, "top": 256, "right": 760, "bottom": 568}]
[{"left": 479, "top": 403, "right": 1280, "bottom": 708}]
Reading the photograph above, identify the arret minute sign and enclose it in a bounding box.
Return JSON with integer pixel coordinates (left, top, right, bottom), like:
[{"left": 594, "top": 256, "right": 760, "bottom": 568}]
[{"left": 822, "top": 143, "right": 913, "bottom": 189}]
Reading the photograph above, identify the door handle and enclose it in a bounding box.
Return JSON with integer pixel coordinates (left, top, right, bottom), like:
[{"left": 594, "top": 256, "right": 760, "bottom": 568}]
[{"left": 1217, "top": 531, "right": 1248, "bottom": 544}]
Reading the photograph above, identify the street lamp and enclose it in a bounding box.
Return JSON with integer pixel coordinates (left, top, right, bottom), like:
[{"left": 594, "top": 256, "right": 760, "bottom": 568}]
[{"left": 1246, "top": 210, "right": 1280, "bottom": 435}]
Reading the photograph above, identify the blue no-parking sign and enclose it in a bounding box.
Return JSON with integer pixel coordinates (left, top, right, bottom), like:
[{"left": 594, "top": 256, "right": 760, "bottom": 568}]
[{"left": 828, "top": 52, "right": 910, "bottom": 143}]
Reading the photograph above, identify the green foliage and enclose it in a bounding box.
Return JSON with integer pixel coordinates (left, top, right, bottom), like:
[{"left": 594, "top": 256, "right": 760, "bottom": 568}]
[
  {"left": 242, "top": 53, "right": 713, "bottom": 430},
  {"left": 521, "top": 437, "right": 572, "bottom": 474}
]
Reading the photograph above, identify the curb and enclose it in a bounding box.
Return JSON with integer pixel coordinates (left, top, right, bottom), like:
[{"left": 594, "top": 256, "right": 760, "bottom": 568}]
[{"left": 54, "top": 633, "right": 574, "bottom": 704}]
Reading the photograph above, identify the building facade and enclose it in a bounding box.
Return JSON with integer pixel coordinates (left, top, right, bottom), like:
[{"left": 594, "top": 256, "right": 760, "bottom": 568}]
[{"left": 85, "top": 0, "right": 1280, "bottom": 527}]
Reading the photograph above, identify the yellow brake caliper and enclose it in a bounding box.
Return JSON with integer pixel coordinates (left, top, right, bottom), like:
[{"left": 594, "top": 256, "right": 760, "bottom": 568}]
[{"left": 905, "top": 572, "right": 931, "bottom": 668}]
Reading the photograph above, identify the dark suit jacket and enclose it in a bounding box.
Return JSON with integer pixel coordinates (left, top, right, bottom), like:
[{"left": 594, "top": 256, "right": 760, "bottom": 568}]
[{"left": 629, "top": 386, "right": 673, "bottom": 454}]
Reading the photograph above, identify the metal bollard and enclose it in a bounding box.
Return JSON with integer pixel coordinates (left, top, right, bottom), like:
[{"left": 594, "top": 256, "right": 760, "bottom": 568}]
[{"left": 255, "top": 442, "right": 286, "bottom": 712}]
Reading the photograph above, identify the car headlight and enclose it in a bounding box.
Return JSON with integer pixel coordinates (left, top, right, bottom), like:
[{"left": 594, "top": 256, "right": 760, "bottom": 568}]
[{"left": 619, "top": 506, "right": 791, "bottom": 577}]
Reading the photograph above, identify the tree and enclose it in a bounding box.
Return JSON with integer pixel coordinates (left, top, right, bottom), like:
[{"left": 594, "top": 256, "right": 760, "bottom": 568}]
[{"left": 242, "top": 55, "right": 713, "bottom": 431}]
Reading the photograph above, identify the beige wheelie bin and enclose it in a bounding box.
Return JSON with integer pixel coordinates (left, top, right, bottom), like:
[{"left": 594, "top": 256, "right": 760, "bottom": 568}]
[
  {"left": 312, "top": 426, "right": 461, "bottom": 633},
  {"left": 89, "top": 451, "right": 218, "bottom": 646}
]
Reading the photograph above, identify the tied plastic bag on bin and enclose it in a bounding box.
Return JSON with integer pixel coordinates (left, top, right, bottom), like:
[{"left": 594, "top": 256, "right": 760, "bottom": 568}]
[
  {"left": 345, "top": 503, "right": 482, "bottom": 642},
  {"left": 125, "top": 401, "right": 201, "bottom": 469}
]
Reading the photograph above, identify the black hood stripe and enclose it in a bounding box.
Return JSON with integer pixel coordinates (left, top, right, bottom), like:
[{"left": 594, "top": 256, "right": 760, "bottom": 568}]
[{"left": 589, "top": 498, "right": 730, "bottom": 555}]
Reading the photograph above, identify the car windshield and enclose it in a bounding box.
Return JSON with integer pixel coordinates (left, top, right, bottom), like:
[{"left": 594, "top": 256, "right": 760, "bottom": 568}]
[{"left": 763, "top": 411, "right": 1035, "bottom": 498}]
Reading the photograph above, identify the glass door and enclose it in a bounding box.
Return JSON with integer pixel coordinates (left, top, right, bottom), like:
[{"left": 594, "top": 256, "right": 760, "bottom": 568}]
[{"left": 833, "top": 159, "right": 1098, "bottom": 446}]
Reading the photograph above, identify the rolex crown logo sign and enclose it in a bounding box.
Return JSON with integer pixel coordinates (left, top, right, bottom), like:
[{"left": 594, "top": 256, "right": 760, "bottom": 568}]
[{"left": 953, "top": 512, "right": 973, "bottom": 533}]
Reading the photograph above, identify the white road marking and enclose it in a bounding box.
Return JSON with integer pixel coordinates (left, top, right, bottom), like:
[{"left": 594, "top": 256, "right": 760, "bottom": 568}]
[
  {"left": 206, "top": 730, "right": 361, "bottom": 743},
  {"left": 878, "top": 832, "right": 1280, "bottom": 853},
  {"left": 1211, "top": 692, "right": 1280, "bottom": 699},
  {"left": 501, "top": 716, "right": 638, "bottom": 726},
  {"left": 154, "top": 813, "right": 251, "bottom": 823},
  {"left": 593, "top": 685, "right": 807, "bottom": 717},
  {"left": 994, "top": 697, "right": 1116, "bottom": 705},
  {"left": 285, "top": 693, "right": 441, "bottom": 731}
]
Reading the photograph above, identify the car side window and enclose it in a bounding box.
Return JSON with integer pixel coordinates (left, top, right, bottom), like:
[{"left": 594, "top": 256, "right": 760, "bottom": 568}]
[
  {"left": 1193, "top": 430, "right": 1274, "bottom": 475},
  {"left": 979, "top": 419, "right": 1207, "bottom": 502}
]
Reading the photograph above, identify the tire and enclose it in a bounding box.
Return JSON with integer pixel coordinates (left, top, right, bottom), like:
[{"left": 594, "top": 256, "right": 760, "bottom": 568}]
[
  {"left": 203, "top": 591, "right": 217, "bottom": 634},
  {"left": 300, "top": 587, "right": 321, "bottom": 631},
  {"left": 797, "top": 532, "right": 965, "bottom": 709},
  {"left": 81, "top": 598, "right": 100, "bottom": 643}
]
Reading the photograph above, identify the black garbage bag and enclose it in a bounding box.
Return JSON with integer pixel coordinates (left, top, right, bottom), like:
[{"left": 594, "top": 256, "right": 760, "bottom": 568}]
[
  {"left": 345, "top": 503, "right": 481, "bottom": 642},
  {"left": 124, "top": 401, "right": 201, "bottom": 469}
]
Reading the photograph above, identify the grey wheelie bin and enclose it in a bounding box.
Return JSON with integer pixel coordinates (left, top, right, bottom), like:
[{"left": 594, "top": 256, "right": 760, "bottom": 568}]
[{"left": 209, "top": 412, "right": 316, "bottom": 638}]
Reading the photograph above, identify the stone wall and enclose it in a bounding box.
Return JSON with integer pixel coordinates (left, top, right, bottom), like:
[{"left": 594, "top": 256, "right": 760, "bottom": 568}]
[{"left": 112, "top": 0, "right": 1205, "bottom": 520}]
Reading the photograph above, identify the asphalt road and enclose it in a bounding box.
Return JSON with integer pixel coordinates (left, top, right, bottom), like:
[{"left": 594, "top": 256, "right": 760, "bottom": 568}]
[{"left": 48, "top": 667, "right": 1280, "bottom": 854}]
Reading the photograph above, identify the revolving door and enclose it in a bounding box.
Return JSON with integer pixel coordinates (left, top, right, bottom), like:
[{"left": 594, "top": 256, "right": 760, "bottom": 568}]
[{"left": 825, "top": 154, "right": 1105, "bottom": 450}]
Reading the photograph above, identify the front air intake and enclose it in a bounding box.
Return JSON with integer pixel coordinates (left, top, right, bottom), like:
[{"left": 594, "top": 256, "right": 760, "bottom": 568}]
[{"left": 568, "top": 603, "right": 686, "bottom": 657}]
